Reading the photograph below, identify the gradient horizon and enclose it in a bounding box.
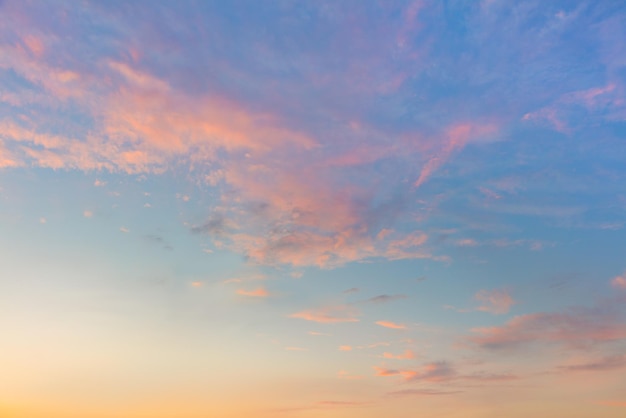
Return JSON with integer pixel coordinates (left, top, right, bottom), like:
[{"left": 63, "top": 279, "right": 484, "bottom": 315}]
[{"left": 1, "top": 1, "right": 626, "bottom": 417}]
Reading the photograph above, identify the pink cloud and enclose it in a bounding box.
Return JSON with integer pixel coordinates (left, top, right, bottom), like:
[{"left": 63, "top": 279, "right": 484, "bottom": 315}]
[
  {"left": 0, "top": 18, "right": 480, "bottom": 270},
  {"left": 414, "top": 122, "right": 498, "bottom": 188},
  {"left": 558, "top": 355, "right": 626, "bottom": 373},
  {"left": 236, "top": 287, "right": 269, "bottom": 297},
  {"left": 382, "top": 349, "right": 416, "bottom": 360},
  {"left": 611, "top": 274, "right": 626, "bottom": 289},
  {"left": 467, "top": 307, "right": 626, "bottom": 350},
  {"left": 290, "top": 305, "right": 360, "bottom": 323},
  {"left": 374, "top": 361, "right": 456, "bottom": 383},
  {"left": 375, "top": 320, "right": 407, "bottom": 330},
  {"left": 456, "top": 238, "right": 479, "bottom": 247},
  {"left": 474, "top": 289, "right": 516, "bottom": 315}
]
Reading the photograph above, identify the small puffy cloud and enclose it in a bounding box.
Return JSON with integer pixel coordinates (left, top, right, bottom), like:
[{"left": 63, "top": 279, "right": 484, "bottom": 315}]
[
  {"left": 190, "top": 281, "right": 203, "bottom": 288},
  {"left": 290, "top": 305, "right": 360, "bottom": 323},
  {"left": 236, "top": 287, "right": 269, "bottom": 297},
  {"left": 339, "top": 345, "right": 353, "bottom": 351},
  {"left": 39, "top": 217, "right": 46, "bottom": 224},
  {"left": 375, "top": 320, "right": 407, "bottom": 330},
  {"left": 611, "top": 274, "right": 626, "bottom": 289},
  {"left": 343, "top": 287, "right": 360, "bottom": 294},
  {"left": 94, "top": 179, "right": 106, "bottom": 187},
  {"left": 83, "top": 210, "right": 93, "bottom": 218},
  {"left": 475, "top": 289, "right": 516, "bottom": 315},
  {"left": 120, "top": 226, "right": 130, "bottom": 233}
]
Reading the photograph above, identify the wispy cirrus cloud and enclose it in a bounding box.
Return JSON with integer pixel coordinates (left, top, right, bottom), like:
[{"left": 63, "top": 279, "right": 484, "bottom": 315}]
[
  {"left": 374, "top": 361, "right": 456, "bottom": 383},
  {"left": 382, "top": 349, "right": 416, "bottom": 360},
  {"left": 236, "top": 287, "right": 270, "bottom": 298},
  {"left": 466, "top": 305, "right": 626, "bottom": 350},
  {"left": 446, "top": 289, "right": 515, "bottom": 315},
  {"left": 557, "top": 355, "right": 626, "bottom": 373},
  {"left": 375, "top": 320, "right": 407, "bottom": 330},
  {"left": 290, "top": 305, "right": 360, "bottom": 323},
  {"left": 362, "top": 294, "right": 408, "bottom": 304}
]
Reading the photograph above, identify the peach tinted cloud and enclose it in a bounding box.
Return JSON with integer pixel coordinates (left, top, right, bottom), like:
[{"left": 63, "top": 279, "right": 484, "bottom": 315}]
[
  {"left": 468, "top": 306, "right": 626, "bottom": 350},
  {"left": 236, "top": 287, "right": 269, "bottom": 298},
  {"left": 474, "top": 289, "right": 516, "bottom": 315},
  {"left": 1, "top": 21, "right": 457, "bottom": 269},
  {"left": 375, "top": 321, "right": 407, "bottom": 330},
  {"left": 290, "top": 305, "right": 360, "bottom": 323},
  {"left": 611, "top": 274, "right": 626, "bottom": 289},
  {"left": 374, "top": 361, "right": 456, "bottom": 383},
  {"left": 382, "top": 349, "right": 416, "bottom": 360}
]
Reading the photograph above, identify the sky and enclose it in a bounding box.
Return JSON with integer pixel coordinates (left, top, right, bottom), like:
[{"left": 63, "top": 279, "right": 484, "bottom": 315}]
[{"left": 1, "top": 0, "right": 626, "bottom": 417}]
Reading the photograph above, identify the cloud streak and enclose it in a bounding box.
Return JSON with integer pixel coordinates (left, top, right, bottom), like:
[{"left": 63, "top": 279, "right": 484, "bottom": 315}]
[
  {"left": 375, "top": 320, "right": 407, "bottom": 330},
  {"left": 467, "top": 305, "right": 626, "bottom": 350},
  {"left": 290, "top": 305, "right": 360, "bottom": 324}
]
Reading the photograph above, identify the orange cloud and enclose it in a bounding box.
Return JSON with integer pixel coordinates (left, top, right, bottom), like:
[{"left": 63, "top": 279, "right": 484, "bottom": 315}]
[
  {"left": 290, "top": 305, "right": 360, "bottom": 323},
  {"left": 236, "top": 287, "right": 269, "bottom": 297},
  {"left": 382, "top": 349, "right": 415, "bottom": 359},
  {"left": 375, "top": 362, "right": 455, "bottom": 383},
  {"left": 339, "top": 345, "right": 353, "bottom": 351},
  {"left": 375, "top": 320, "right": 407, "bottom": 329},
  {"left": 414, "top": 122, "right": 498, "bottom": 188}
]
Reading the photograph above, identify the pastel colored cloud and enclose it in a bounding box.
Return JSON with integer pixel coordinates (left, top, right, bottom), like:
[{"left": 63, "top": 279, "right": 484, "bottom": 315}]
[
  {"left": 374, "top": 361, "right": 456, "bottom": 383},
  {"left": 382, "top": 349, "right": 416, "bottom": 360},
  {"left": 611, "top": 274, "right": 626, "bottom": 289},
  {"left": 558, "top": 355, "right": 626, "bottom": 372},
  {"left": 467, "top": 305, "right": 626, "bottom": 350},
  {"left": 474, "top": 289, "right": 516, "bottom": 315},
  {"left": 290, "top": 305, "right": 360, "bottom": 323},
  {"left": 362, "top": 294, "right": 408, "bottom": 304},
  {"left": 236, "top": 287, "right": 269, "bottom": 297},
  {"left": 375, "top": 320, "right": 407, "bottom": 330}
]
